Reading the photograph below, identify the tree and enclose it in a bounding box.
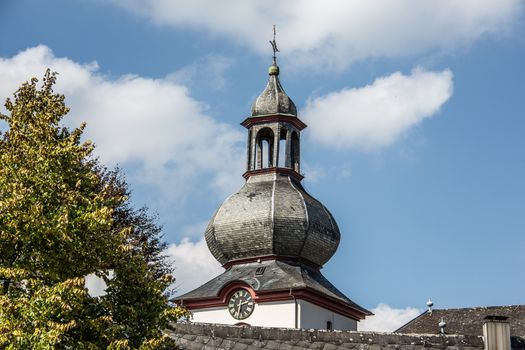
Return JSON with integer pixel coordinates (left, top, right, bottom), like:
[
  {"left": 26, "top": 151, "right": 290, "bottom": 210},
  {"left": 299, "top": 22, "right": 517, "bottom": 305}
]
[{"left": 0, "top": 70, "right": 189, "bottom": 349}]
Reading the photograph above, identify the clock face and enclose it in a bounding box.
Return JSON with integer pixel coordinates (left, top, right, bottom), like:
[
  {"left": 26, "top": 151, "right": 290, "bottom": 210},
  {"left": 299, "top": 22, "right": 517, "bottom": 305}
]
[{"left": 228, "top": 289, "right": 254, "bottom": 320}]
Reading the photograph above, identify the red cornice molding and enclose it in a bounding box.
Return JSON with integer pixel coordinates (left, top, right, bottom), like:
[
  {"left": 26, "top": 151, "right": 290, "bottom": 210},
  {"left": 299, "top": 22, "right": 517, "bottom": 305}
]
[
  {"left": 240, "top": 115, "right": 307, "bottom": 130},
  {"left": 222, "top": 255, "right": 321, "bottom": 270},
  {"left": 255, "top": 289, "right": 369, "bottom": 320},
  {"left": 242, "top": 167, "right": 304, "bottom": 181},
  {"left": 176, "top": 282, "right": 369, "bottom": 321},
  {"left": 176, "top": 281, "right": 253, "bottom": 310}
]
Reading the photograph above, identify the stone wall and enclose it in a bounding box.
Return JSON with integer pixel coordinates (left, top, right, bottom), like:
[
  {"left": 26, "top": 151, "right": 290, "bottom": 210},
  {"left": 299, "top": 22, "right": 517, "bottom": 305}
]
[{"left": 166, "top": 322, "right": 484, "bottom": 350}]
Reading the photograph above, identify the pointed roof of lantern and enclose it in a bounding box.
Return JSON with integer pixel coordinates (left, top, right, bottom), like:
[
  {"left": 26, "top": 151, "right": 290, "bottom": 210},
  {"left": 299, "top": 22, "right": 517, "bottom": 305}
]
[{"left": 250, "top": 25, "right": 297, "bottom": 118}]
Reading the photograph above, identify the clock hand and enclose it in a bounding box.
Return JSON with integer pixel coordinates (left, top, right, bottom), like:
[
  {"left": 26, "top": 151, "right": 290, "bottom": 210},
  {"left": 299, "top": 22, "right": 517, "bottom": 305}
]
[
  {"left": 235, "top": 300, "right": 250, "bottom": 317},
  {"left": 236, "top": 300, "right": 242, "bottom": 317}
]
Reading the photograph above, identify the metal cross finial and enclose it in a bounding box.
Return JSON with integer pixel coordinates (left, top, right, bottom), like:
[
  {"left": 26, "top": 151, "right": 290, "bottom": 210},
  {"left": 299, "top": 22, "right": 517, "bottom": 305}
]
[{"left": 269, "top": 25, "right": 279, "bottom": 65}]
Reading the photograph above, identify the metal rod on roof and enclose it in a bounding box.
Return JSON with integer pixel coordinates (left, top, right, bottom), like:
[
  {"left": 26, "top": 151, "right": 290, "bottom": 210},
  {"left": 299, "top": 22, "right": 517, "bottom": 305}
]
[
  {"left": 270, "top": 25, "right": 279, "bottom": 65},
  {"left": 439, "top": 318, "right": 447, "bottom": 335},
  {"left": 427, "top": 298, "right": 434, "bottom": 315}
]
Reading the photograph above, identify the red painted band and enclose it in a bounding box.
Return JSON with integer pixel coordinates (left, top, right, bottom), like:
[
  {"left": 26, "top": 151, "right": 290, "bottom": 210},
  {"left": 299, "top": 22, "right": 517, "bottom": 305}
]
[
  {"left": 175, "top": 282, "right": 369, "bottom": 320},
  {"left": 242, "top": 167, "right": 304, "bottom": 181},
  {"left": 240, "top": 115, "right": 307, "bottom": 130}
]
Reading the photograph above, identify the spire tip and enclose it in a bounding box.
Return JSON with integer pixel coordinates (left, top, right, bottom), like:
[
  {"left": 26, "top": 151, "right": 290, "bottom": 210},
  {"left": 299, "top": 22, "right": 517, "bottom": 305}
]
[{"left": 269, "top": 25, "right": 279, "bottom": 66}]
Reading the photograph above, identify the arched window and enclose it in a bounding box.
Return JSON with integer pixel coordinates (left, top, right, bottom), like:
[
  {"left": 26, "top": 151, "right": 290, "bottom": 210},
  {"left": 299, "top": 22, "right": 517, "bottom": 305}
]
[
  {"left": 290, "top": 131, "right": 300, "bottom": 172},
  {"left": 255, "top": 128, "right": 274, "bottom": 169},
  {"left": 278, "top": 128, "right": 287, "bottom": 168},
  {"left": 247, "top": 129, "right": 252, "bottom": 171}
]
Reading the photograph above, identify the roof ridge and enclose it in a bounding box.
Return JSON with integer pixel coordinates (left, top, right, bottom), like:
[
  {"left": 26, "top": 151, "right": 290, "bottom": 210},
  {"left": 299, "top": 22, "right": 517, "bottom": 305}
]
[
  {"left": 394, "top": 310, "right": 429, "bottom": 333},
  {"left": 431, "top": 305, "right": 525, "bottom": 311}
]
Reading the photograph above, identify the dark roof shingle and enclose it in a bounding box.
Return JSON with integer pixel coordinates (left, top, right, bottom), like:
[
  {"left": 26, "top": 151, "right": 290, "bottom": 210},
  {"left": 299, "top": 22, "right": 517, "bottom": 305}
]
[
  {"left": 174, "top": 259, "right": 370, "bottom": 316},
  {"left": 167, "top": 322, "right": 484, "bottom": 350},
  {"left": 395, "top": 305, "right": 525, "bottom": 348}
]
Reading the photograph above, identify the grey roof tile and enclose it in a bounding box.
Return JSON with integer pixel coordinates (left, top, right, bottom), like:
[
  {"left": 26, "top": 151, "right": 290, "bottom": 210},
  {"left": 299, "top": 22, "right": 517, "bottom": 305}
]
[
  {"left": 168, "top": 323, "right": 484, "bottom": 350},
  {"left": 175, "top": 259, "right": 369, "bottom": 315},
  {"left": 251, "top": 65, "right": 297, "bottom": 118},
  {"left": 205, "top": 174, "right": 340, "bottom": 268},
  {"left": 395, "top": 305, "right": 525, "bottom": 337},
  {"left": 395, "top": 305, "right": 525, "bottom": 349}
]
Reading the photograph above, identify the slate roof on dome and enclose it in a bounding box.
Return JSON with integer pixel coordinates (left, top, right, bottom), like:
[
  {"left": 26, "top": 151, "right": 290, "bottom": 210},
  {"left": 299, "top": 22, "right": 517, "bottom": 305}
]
[
  {"left": 251, "top": 64, "right": 297, "bottom": 117},
  {"left": 205, "top": 173, "right": 340, "bottom": 267},
  {"left": 175, "top": 259, "right": 371, "bottom": 316}
]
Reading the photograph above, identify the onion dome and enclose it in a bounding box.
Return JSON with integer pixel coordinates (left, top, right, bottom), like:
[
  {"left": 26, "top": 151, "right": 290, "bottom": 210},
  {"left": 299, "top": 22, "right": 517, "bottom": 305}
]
[
  {"left": 205, "top": 173, "right": 340, "bottom": 267},
  {"left": 251, "top": 64, "right": 297, "bottom": 117}
]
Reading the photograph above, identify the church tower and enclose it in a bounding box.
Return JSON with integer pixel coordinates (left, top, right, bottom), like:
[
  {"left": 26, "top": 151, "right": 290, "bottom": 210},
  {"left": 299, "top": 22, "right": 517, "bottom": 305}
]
[{"left": 175, "top": 35, "right": 370, "bottom": 330}]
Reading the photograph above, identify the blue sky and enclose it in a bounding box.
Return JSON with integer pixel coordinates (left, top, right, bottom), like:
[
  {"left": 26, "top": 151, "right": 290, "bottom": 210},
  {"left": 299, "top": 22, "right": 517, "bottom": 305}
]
[{"left": 1, "top": 0, "right": 524, "bottom": 331}]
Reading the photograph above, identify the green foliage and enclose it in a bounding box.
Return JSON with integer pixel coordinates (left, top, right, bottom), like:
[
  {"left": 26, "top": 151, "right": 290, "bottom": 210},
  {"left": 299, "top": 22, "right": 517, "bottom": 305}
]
[{"left": 0, "top": 70, "right": 190, "bottom": 349}]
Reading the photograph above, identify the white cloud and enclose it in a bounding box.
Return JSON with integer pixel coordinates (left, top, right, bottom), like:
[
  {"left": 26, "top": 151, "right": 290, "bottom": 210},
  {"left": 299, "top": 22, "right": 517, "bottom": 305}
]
[
  {"left": 167, "top": 54, "right": 234, "bottom": 91},
  {"left": 0, "top": 46, "right": 245, "bottom": 202},
  {"left": 86, "top": 235, "right": 222, "bottom": 298},
  {"left": 302, "top": 68, "right": 453, "bottom": 151},
  {"left": 107, "top": 0, "right": 522, "bottom": 70},
  {"left": 167, "top": 237, "right": 224, "bottom": 295},
  {"left": 85, "top": 270, "right": 114, "bottom": 298},
  {"left": 301, "top": 162, "right": 327, "bottom": 183},
  {"left": 359, "top": 303, "right": 421, "bottom": 332},
  {"left": 340, "top": 162, "right": 352, "bottom": 178}
]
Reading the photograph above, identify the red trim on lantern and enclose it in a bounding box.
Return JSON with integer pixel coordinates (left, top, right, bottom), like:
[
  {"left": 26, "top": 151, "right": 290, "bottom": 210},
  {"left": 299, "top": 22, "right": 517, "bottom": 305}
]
[
  {"left": 240, "top": 115, "right": 307, "bottom": 130},
  {"left": 242, "top": 167, "right": 304, "bottom": 181}
]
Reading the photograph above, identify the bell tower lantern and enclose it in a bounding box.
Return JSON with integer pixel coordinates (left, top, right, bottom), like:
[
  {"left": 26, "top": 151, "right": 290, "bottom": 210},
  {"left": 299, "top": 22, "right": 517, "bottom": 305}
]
[{"left": 242, "top": 36, "right": 306, "bottom": 180}]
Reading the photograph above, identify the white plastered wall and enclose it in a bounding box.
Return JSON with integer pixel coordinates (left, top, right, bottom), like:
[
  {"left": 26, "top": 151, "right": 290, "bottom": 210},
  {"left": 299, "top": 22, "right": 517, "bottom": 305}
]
[
  {"left": 297, "top": 300, "right": 357, "bottom": 331},
  {"left": 191, "top": 300, "right": 296, "bottom": 328},
  {"left": 191, "top": 299, "right": 357, "bottom": 331}
]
